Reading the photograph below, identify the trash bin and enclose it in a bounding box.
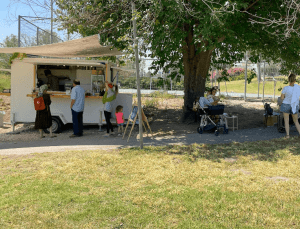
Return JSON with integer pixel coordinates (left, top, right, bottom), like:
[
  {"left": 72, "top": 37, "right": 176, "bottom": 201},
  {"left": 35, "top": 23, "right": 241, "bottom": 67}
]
[{"left": 0, "top": 111, "right": 5, "bottom": 127}]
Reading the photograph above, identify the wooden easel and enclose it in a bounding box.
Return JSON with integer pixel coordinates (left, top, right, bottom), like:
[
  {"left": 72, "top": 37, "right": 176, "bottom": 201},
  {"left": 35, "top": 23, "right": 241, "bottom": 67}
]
[{"left": 123, "top": 106, "right": 152, "bottom": 142}]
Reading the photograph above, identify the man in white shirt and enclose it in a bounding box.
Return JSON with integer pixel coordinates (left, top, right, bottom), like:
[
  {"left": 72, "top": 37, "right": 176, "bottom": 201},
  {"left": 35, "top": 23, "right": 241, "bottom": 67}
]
[{"left": 70, "top": 80, "right": 85, "bottom": 137}]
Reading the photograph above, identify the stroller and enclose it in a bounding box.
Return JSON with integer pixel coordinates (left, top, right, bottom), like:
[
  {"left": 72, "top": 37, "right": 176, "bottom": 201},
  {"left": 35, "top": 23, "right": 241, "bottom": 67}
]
[{"left": 197, "top": 104, "right": 229, "bottom": 136}]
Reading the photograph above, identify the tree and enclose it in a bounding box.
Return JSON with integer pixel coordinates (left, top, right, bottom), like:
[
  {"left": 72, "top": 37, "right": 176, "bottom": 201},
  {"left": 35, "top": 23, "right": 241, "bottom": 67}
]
[
  {"left": 37, "top": 30, "right": 62, "bottom": 45},
  {"left": 0, "top": 34, "right": 18, "bottom": 70},
  {"left": 55, "top": 0, "right": 300, "bottom": 116}
]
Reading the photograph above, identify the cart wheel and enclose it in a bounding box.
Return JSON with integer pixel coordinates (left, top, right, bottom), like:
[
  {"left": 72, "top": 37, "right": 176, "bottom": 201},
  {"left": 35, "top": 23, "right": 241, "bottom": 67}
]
[
  {"left": 215, "top": 130, "right": 219, "bottom": 136},
  {"left": 52, "top": 117, "right": 62, "bottom": 133},
  {"left": 197, "top": 127, "right": 203, "bottom": 134},
  {"left": 223, "top": 128, "right": 229, "bottom": 134}
]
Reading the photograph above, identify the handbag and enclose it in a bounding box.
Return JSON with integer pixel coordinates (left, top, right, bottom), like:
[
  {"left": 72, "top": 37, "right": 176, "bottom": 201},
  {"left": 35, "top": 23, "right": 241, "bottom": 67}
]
[{"left": 34, "top": 96, "right": 46, "bottom": 111}]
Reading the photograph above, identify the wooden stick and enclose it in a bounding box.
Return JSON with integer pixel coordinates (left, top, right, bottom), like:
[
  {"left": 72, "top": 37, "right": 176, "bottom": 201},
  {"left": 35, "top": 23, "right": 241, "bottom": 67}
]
[
  {"left": 127, "top": 111, "right": 138, "bottom": 142},
  {"left": 123, "top": 113, "right": 132, "bottom": 139},
  {"left": 142, "top": 121, "right": 148, "bottom": 137}
]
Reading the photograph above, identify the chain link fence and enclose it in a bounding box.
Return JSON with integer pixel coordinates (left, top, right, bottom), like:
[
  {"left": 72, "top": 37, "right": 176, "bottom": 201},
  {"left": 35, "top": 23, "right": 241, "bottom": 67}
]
[{"left": 118, "top": 76, "right": 184, "bottom": 91}]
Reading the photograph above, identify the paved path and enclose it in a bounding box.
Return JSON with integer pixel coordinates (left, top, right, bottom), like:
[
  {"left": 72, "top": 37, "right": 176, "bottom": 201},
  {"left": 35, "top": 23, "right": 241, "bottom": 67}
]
[{"left": 0, "top": 126, "right": 292, "bottom": 155}]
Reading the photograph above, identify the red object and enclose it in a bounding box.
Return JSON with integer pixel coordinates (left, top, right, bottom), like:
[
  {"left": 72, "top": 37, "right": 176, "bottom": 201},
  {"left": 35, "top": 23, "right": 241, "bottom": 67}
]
[
  {"left": 115, "top": 112, "right": 124, "bottom": 124},
  {"left": 34, "top": 97, "right": 46, "bottom": 111},
  {"left": 108, "top": 83, "right": 113, "bottom": 88}
]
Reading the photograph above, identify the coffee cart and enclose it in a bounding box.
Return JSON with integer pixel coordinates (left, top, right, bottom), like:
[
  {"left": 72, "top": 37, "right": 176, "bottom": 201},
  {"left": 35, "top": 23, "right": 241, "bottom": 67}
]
[{"left": 6, "top": 57, "right": 132, "bottom": 132}]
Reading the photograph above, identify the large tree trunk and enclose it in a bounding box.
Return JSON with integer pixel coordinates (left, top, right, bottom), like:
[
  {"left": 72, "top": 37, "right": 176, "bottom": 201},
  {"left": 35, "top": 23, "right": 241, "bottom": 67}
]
[{"left": 182, "top": 26, "right": 213, "bottom": 120}]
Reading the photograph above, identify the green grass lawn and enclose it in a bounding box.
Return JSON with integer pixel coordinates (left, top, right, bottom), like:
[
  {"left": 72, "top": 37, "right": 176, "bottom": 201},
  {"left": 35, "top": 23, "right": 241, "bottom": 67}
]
[
  {"left": 219, "top": 79, "right": 286, "bottom": 96},
  {"left": 1, "top": 138, "right": 300, "bottom": 228},
  {"left": 0, "top": 73, "right": 11, "bottom": 90}
]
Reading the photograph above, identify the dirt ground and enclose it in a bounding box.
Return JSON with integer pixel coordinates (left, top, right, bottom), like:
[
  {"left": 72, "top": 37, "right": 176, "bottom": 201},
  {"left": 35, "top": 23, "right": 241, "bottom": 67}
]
[
  {"left": 142, "top": 96, "right": 279, "bottom": 136},
  {"left": 0, "top": 95, "right": 279, "bottom": 142}
]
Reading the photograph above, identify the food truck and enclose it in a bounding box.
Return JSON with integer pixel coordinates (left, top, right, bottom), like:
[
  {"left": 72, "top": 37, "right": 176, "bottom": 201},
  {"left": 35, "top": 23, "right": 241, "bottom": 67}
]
[{"left": 0, "top": 35, "right": 133, "bottom": 133}]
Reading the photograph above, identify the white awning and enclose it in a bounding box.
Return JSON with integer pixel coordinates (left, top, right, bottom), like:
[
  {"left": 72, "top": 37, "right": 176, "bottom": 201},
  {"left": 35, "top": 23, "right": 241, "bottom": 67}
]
[{"left": 0, "top": 35, "right": 123, "bottom": 58}]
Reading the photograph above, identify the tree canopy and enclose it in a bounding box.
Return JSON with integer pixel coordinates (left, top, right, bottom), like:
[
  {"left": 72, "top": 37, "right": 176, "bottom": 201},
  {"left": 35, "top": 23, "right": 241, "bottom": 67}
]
[
  {"left": 55, "top": 0, "right": 300, "bottom": 110},
  {"left": 0, "top": 34, "right": 18, "bottom": 70}
]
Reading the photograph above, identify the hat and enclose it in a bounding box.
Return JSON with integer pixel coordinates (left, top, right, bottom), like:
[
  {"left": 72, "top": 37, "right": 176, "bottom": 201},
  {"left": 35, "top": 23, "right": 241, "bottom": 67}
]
[{"left": 108, "top": 83, "right": 113, "bottom": 89}]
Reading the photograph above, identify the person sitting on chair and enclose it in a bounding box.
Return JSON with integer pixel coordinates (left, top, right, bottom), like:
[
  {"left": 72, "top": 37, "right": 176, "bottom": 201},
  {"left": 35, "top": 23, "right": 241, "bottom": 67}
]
[
  {"left": 199, "top": 90, "right": 219, "bottom": 124},
  {"left": 207, "top": 88, "right": 219, "bottom": 105}
]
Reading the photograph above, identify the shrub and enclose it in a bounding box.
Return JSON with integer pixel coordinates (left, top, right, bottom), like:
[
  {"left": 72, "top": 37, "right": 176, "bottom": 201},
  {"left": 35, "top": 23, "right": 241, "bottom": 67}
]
[{"left": 144, "top": 98, "right": 158, "bottom": 108}]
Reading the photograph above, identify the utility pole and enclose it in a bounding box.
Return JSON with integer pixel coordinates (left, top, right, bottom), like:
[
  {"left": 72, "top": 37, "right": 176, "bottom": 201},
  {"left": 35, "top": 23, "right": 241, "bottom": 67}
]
[
  {"left": 50, "top": 0, "right": 53, "bottom": 44},
  {"left": 18, "top": 15, "right": 21, "bottom": 47},
  {"left": 132, "top": 1, "right": 143, "bottom": 149}
]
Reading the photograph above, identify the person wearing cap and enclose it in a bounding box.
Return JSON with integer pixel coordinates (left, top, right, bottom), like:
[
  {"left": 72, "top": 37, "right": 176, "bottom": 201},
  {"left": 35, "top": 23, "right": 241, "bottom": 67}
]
[
  {"left": 102, "top": 81, "right": 118, "bottom": 136},
  {"left": 70, "top": 80, "right": 85, "bottom": 137}
]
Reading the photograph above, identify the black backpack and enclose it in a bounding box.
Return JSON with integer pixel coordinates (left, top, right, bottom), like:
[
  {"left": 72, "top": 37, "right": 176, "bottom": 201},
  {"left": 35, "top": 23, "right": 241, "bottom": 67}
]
[{"left": 264, "top": 103, "right": 273, "bottom": 116}]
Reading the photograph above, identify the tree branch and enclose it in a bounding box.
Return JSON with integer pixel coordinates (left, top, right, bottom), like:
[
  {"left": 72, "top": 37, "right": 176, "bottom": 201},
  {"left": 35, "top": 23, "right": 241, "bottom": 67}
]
[{"left": 244, "top": 0, "right": 260, "bottom": 12}]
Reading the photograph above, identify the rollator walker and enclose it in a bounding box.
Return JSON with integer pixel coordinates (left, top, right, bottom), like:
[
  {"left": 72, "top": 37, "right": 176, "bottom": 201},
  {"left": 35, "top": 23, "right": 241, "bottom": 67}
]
[{"left": 196, "top": 102, "right": 229, "bottom": 136}]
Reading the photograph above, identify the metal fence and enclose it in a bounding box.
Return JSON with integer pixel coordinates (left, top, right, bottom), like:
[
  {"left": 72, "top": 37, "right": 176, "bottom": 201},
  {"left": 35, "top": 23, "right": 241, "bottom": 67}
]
[
  {"left": 118, "top": 77, "right": 184, "bottom": 91},
  {"left": 18, "top": 16, "right": 65, "bottom": 47}
]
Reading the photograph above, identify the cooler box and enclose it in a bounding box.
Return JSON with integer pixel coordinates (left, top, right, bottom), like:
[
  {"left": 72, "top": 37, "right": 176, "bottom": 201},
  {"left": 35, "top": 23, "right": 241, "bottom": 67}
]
[{"left": 263, "top": 114, "right": 277, "bottom": 126}]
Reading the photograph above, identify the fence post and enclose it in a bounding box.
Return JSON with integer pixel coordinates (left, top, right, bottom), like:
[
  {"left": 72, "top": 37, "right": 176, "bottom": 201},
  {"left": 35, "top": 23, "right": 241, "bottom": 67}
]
[
  {"left": 263, "top": 62, "right": 265, "bottom": 101},
  {"left": 211, "top": 68, "right": 214, "bottom": 88},
  {"left": 37, "top": 27, "right": 39, "bottom": 46},
  {"left": 257, "top": 62, "right": 261, "bottom": 98},
  {"left": 244, "top": 51, "right": 248, "bottom": 101},
  {"left": 215, "top": 69, "right": 218, "bottom": 87},
  {"left": 274, "top": 80, "right": 276, "bottom": 102}
]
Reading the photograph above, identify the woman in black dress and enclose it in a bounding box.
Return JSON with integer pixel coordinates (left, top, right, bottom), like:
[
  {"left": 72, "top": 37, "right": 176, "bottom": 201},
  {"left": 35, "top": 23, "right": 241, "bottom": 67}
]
[{"left": 35, "top": 85, "right": 56, "bottom": 138}]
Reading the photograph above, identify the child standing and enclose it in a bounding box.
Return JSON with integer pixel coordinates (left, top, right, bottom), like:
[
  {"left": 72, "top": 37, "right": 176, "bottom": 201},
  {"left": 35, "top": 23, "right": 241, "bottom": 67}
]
[{"left": 115, "top": 105, "right": 125, "bottom": 136}]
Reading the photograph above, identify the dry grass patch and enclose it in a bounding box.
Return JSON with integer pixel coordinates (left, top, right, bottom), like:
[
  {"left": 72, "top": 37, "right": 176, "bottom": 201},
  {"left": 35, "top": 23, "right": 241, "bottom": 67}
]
[{"left": 0, "top": 139, "right": 300, "bottom": 228}]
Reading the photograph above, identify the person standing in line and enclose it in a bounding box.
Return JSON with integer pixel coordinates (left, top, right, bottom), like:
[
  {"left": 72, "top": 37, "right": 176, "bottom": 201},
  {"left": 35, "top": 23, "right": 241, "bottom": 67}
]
[
  {"left": 280, "top": 73, "right": 300, "bottom": 138},
  {"left": 70, "top": 80, "right": 85, "bottom": 138},
  {"left": 102, "top": 81, "right": 118, "bottom": 136},
  {"left": 35, "top": 85, "right": 56, "bottom": 138}
]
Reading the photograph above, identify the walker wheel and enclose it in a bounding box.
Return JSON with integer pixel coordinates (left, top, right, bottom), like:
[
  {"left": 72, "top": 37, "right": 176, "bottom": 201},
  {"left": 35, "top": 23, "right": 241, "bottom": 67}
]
[
  {"left": 215, "top": 130, "right": 219, "bottom": 136},
  {"left": 197, "top": 127, "right": 203, "bottom": 134},
  {"left": 223, "top": 128, "right": 229, "bottom": 134},
  {"left": 278, "top": 127, "right": 285, "bottom": 133}
]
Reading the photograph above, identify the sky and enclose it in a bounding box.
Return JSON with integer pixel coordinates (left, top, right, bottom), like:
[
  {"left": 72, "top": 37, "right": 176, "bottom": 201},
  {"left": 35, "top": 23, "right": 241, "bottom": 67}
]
[
  {"left": 0, "top": 0, "right": 154, "bottom": 72},
  {"left": 0, "top": 1, "right": 21, "bottom": 43}
]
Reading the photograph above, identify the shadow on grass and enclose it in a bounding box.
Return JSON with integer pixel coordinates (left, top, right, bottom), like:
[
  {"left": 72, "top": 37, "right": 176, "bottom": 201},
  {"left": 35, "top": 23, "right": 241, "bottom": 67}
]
[{"left": 126, "top": 137, "right": 300, "bottom": 163}]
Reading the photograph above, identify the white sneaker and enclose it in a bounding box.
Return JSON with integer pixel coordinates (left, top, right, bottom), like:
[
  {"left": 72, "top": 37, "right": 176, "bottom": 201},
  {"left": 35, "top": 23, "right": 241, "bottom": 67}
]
[{"left": 103, "top": 133, "right": 110, "bottom": 137}]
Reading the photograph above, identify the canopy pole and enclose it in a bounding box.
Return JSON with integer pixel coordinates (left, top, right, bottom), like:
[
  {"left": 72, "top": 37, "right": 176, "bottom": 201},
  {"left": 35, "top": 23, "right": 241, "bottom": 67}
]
[{"left": 132, "top": 1, "right": 143, "bottom": 149}]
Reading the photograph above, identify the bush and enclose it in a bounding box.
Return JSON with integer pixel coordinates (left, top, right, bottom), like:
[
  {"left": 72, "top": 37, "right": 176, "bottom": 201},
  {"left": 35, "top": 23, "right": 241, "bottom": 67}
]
[
  {"left": 148, "top": 91, "right": 178, "bottom": 99},
  {"left": 144, "top": 98, "right": 159, "bottom": 108}
]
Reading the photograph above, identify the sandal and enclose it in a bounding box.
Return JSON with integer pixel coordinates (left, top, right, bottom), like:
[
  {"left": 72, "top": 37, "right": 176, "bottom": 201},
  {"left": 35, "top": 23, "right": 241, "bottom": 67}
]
[
  {"left": 284, "top": 135, "right": 290, "bottom": 139},
  {"left": 50, "top": 135, "right": 57, "bottom": 138},
  {"left": 40, "top": 136, "right": 45, "bottom": 139}
]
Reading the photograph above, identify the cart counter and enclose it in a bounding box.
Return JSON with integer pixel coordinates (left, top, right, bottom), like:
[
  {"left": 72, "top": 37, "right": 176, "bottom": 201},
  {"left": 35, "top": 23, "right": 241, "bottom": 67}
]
[{"left": 25, "top": 92, "right": 133, "bottom": 126}]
